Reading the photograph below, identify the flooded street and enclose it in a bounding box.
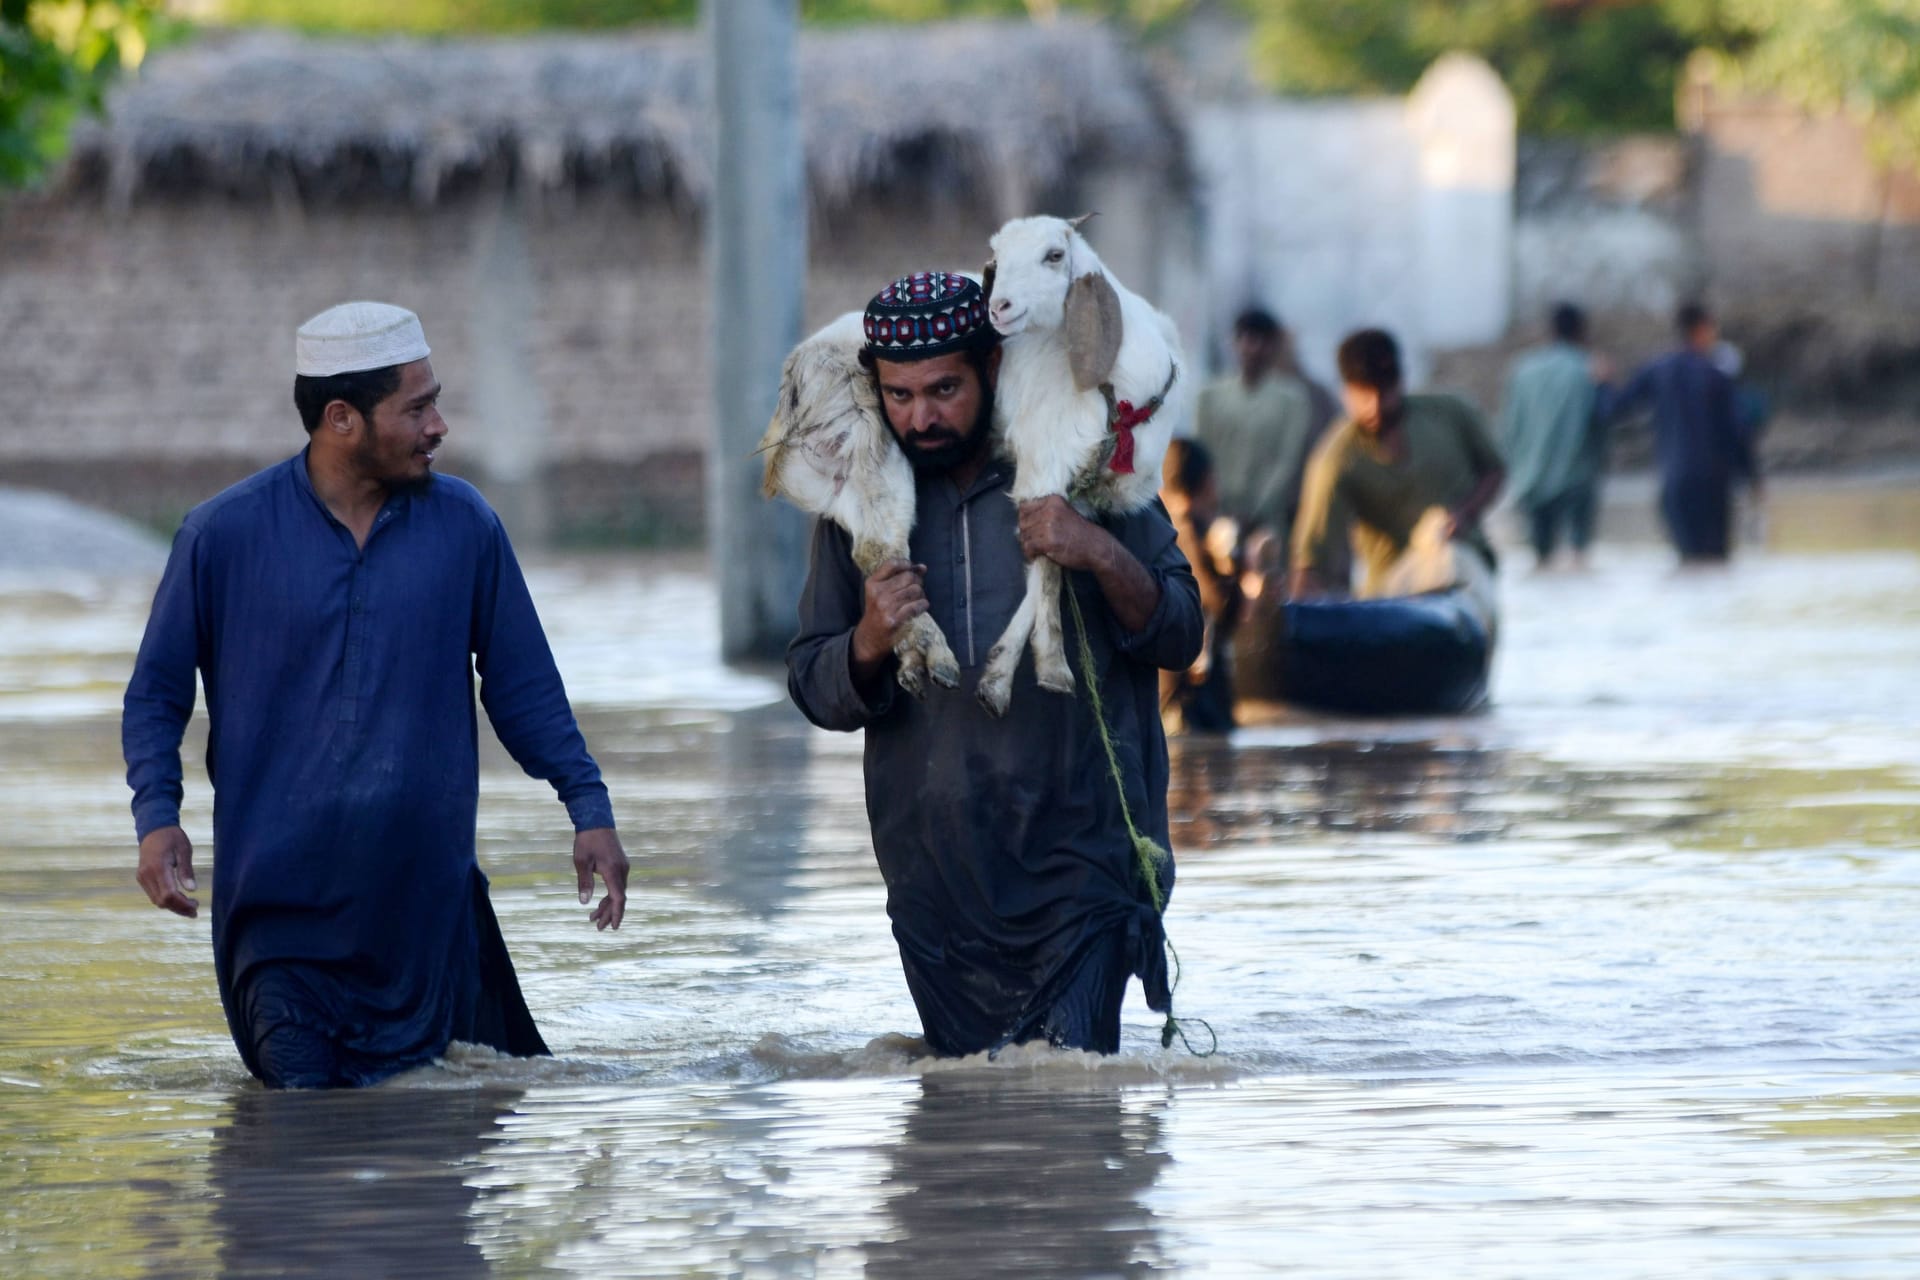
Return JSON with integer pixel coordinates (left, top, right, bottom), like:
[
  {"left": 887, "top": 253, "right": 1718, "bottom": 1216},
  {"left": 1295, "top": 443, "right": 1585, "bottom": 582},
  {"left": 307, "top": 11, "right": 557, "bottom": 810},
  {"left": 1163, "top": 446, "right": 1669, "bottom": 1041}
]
[{"left": 2, "top": 483, "right": 1918, "bottom": 1277}]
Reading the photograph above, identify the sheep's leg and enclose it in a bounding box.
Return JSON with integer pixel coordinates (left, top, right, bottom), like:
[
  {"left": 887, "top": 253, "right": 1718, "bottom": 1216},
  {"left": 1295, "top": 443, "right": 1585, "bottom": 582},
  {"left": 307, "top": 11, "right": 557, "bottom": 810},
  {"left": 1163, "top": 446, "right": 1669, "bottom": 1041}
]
[
  {"left": 851, "top": 536, "right": 955, "bottom": 698},
  {"left": 977, "top": 560, "right": 1043, "bottom": 718},
  {"left": 1029, "top": 557, "right": 1075, "bottom": 694},
  {"left": 903, "top": 613, "right": 961, "bottom": 690},
  {"left": 893, "top": 638, "right": 928, "bottom": 698}
]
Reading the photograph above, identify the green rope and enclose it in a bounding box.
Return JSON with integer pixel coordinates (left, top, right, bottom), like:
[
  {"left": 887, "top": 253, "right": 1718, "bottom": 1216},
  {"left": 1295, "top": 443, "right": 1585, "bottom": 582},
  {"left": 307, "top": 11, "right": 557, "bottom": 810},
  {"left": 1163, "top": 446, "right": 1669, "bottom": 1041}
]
[{"left": 1063, "top": 576, "right": 1216, "bottom": 1058}]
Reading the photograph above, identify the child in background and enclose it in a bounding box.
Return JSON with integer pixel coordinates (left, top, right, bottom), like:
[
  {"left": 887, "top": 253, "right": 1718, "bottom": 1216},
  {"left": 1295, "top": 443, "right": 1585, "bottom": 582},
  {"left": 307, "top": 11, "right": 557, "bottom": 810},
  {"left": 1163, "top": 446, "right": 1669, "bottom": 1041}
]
[{"left": 1160, "top": 438, "right": 1241, "bottom": 733}]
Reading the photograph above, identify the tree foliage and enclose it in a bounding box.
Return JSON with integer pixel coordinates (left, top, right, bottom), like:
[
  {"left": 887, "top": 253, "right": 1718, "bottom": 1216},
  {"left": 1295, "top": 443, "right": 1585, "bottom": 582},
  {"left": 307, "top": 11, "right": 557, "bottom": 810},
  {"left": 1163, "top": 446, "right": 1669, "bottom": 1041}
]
[
  {"left": 0, "top": 0, "right": 163, "bottom": 186},
  {"left": 41, "top": 0, "right": 1920, "bottom": 168},
  {"left": 1682, "top": 0, "right": 1920, "bottom": 166},
  {"left": 204, "top": 0, "right": 687, "bottom": 34},
  {"left": 1242, "top": 0, "right": 1920, "bottom": 151},
  {"left": 1245, "top": 0, "right": 1706, "bottom": 135},
  {"left": 202, "top": 0, "right": 1190, "bottom": 34}
]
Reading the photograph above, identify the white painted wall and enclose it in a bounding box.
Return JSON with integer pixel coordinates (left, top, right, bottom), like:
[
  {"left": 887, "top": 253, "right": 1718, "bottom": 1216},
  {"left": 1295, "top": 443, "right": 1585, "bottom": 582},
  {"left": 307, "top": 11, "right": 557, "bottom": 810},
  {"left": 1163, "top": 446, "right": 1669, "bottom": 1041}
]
[
  {"left": 1188, "top": 54, "right": 1516, "bottom": 389},
  {"left": 1408, "top": 54, "right": 1515, "bottom": 348}
]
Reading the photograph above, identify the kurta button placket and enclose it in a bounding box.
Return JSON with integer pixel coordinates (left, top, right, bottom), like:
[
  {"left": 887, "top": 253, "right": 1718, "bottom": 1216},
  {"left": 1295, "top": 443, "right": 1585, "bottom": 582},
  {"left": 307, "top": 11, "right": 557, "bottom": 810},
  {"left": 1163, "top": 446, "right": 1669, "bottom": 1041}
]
[
  {"left": 341, "top": 559, "right": 364, "bottom": 725},
  {"left": 959, "top": 502, "right": 976, "bottom": 667},
  {"left": 342, "top": 501, "right": 400, "bottom": 726}
]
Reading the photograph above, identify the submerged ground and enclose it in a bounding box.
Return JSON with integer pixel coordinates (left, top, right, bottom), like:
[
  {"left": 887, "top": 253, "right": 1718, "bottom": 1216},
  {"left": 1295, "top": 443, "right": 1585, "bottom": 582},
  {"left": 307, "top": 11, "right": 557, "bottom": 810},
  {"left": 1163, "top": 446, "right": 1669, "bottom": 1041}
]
[{"left": 1, "top": 480, "right": 1917, "bottom": 1277}]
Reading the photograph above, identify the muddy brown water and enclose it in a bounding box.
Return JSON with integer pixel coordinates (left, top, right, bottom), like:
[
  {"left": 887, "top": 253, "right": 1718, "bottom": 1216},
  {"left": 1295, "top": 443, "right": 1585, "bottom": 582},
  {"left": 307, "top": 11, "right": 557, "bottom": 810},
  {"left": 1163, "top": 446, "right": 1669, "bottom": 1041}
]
[{"left": 1, "top": 483, "right": 1917, "bottom": 1277}]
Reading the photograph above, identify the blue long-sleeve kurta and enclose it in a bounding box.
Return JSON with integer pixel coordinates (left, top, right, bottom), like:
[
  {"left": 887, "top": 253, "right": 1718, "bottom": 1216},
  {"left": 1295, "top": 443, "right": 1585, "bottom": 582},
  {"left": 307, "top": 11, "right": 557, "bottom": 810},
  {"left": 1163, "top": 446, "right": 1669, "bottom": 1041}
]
[
  {"left": 786, "top": 461, "right": 1203, "bottom": 1056},
  {"left": 124, "top": 450, "right": 614, "bottom": 1082},
  {"left": 1610, "top": 350, "right": 1755, "bottom": 485}
]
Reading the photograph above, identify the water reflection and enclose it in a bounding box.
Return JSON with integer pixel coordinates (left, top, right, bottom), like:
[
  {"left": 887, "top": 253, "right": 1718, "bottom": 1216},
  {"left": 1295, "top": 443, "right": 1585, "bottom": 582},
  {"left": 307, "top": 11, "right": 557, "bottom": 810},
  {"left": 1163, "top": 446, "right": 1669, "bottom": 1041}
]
[
  {"left": 706, "top": 706, "right": 817, "bottom": 920},
  {"left": 209, "top": 1086, "right": 521, "bottom": 1279},
  {"left": 3, "top": 513, "right": 1918, "bottom": 1276},
  {"left": 1172, "top": 736, "right": 1509, "bottom": 844},
  {"left": 863, "top": 1077, "right": 1170, "bottom": 1278}
]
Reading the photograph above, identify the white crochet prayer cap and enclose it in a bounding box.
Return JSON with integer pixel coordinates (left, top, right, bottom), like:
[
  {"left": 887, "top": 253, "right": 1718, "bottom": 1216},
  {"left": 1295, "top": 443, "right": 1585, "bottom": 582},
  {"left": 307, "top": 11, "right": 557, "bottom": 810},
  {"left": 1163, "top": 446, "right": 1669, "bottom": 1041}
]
[{"left": 294, "top": 301, "right": 431, "bottom": 377}]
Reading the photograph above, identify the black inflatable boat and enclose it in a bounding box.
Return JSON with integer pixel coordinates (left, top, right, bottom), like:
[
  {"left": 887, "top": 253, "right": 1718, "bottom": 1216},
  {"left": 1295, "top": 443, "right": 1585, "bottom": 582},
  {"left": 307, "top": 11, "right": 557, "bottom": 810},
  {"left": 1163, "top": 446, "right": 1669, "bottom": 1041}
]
[{"left": 1267, "top": 588, "right": 1494, "bottom": 715}]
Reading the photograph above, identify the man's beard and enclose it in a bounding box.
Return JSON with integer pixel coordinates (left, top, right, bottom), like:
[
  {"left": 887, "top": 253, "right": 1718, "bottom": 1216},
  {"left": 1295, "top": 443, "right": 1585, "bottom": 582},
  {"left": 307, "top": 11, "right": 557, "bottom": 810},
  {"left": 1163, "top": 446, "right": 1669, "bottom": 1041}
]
[
  {"left": 356, "top": 429, "right": 435, "bottom": 493},
  {"left": 904, "top": 391, "right": 995, "bottom": 475}
]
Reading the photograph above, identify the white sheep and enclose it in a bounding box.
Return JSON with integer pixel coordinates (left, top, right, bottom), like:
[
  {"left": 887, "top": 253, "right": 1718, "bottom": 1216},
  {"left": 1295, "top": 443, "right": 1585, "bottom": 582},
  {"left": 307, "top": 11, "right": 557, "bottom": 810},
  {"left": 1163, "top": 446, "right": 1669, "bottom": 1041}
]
[
  {"left": 758, "top": 311, "right": 962, "bottom": 697},
  {"left": 975, "top": 214, "right": 1188, "bottom": 717}
]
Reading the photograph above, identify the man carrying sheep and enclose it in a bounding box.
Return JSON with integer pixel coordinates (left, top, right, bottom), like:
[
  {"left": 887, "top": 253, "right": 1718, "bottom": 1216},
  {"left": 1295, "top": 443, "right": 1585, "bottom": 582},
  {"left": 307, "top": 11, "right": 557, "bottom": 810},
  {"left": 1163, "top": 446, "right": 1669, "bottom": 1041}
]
[{"left": 786, "top": 271, "right": 1203, "bottom": 1058}]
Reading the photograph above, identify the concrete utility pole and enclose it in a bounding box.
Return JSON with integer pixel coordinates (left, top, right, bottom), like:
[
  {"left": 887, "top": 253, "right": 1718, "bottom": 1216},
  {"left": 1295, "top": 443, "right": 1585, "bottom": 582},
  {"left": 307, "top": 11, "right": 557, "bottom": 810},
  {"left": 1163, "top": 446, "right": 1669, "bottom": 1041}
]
[{"left": 707, "top": 0, "right": 809, "bottom": 663}]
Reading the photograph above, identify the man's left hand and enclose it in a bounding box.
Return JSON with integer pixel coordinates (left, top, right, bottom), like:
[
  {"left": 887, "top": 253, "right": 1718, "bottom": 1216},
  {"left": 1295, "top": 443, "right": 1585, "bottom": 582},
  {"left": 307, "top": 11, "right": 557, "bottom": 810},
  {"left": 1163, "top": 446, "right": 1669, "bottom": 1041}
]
[
  {"left": 572, "top": 827, "right": 629, "bottom": 931},
  {"left": 1017, "top": 496, "right": 1111, "bottom": 572}
]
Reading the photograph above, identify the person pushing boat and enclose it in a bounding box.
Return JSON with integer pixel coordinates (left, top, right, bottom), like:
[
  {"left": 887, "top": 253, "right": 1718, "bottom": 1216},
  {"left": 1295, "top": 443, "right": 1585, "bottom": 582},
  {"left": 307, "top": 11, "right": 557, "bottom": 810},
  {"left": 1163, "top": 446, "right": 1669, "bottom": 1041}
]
[{"left": 1290, "top": 329, "right": 1506, "bottom": 601}]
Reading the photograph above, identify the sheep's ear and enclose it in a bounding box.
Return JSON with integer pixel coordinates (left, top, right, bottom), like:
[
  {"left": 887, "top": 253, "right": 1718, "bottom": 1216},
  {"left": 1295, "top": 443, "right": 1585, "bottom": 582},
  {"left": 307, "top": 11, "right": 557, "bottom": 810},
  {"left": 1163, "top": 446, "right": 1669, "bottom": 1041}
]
[
  {"left": 1065, "top": 271, "right": 1123, "bottom": 392},
  {"left": 979, "top": 259, "right": 996, "bottom": 301}
]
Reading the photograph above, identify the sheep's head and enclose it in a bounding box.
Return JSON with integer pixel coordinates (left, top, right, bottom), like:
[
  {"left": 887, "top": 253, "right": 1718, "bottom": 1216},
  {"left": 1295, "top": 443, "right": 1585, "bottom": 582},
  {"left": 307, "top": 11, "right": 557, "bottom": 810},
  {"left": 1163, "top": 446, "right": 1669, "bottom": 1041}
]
[
  {"left": 986, "top": 214, "right": 1124, "bottom": 390},
  {"left": 986, "top": 215, "right": 1099, "bottom": 337}
]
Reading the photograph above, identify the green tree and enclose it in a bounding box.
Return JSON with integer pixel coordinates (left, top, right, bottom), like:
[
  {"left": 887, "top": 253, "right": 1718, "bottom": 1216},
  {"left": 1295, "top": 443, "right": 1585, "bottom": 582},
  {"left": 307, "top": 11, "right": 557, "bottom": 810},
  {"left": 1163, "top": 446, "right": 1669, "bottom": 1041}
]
[
  {"left": 0, "top": 0, "right": 161, "bottom": 187},
  {"left": 1245, "top": 0, "right": 1702, "bottom": 135},
  {"left": 203, "top": 0, "right": 1194, "bottom": 33},
  {"left": 1683, "top": 0, "right": 1920, "bottom": 166},
  {"left": 205, "top": 0, "right": 689, "bottom": 35}
]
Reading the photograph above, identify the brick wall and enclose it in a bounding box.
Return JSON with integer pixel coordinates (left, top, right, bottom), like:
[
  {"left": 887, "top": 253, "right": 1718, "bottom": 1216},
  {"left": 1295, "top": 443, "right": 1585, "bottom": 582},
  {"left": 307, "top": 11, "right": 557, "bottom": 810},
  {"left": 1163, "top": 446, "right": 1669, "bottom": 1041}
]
[{"left": 0, "top": 189, "right": 1004, "bottom": 539}]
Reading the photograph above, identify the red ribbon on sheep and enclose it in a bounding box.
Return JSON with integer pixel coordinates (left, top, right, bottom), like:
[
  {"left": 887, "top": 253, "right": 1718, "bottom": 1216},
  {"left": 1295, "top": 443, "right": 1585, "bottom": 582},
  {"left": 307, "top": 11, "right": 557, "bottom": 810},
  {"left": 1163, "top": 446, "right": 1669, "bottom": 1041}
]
[{"left": 1099, "top": 363, "right": 1180, "bottom": 476}]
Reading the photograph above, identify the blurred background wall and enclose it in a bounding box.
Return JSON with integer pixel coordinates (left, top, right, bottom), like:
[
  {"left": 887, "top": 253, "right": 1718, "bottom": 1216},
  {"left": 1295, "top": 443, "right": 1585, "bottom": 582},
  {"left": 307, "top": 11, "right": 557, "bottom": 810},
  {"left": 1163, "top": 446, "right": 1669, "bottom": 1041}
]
[{"left": 2, "top": 0, "right": 1916, "bottom": 542}]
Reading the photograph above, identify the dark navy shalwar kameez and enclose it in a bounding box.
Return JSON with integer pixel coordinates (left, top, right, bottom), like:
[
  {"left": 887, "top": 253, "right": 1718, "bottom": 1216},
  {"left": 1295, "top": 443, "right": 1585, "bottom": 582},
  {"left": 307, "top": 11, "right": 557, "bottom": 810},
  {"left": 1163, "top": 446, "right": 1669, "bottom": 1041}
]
[
  {"left": 1609, "top": 350, "right": 1758, "bottom": 559},
  {"left": 123, "top": 451, "right": 614, "bottom": 1087},
  {"left": 787, "top": 461, "right": 1203, "bottom": 1056}
]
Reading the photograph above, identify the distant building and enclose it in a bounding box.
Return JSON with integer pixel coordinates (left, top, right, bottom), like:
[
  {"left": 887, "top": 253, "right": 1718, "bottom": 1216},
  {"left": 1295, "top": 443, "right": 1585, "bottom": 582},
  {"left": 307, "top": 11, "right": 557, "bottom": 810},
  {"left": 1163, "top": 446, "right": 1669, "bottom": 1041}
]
[
  {"left": 1680, "top": 61, "right": 1920, "bottom": 310},
  {"left": 1188, "top": 53, "right": 1517, "bottom": 390}
]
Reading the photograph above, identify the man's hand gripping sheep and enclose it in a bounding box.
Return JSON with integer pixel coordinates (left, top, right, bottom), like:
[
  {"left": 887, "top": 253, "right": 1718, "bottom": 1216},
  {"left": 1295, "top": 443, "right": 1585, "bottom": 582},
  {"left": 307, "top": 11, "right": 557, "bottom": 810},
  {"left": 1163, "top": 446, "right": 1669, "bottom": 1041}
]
[{"left": 975, "top": 214, "right": 1187, "bottom": 717}]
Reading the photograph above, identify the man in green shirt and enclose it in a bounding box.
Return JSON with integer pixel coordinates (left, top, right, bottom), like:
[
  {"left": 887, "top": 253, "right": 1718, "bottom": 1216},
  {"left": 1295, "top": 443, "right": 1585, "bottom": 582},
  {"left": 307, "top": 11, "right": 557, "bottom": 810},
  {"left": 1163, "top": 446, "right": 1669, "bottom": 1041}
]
[
  {"left": 1290, "top": 329, "right": 1507, "bottom": 599},
  {"left": 1498, "top": 303, "right": 1608, "bottom": 570},
  {"left": 1194, "top": 308, "right": 1318, "bottom": 554}
]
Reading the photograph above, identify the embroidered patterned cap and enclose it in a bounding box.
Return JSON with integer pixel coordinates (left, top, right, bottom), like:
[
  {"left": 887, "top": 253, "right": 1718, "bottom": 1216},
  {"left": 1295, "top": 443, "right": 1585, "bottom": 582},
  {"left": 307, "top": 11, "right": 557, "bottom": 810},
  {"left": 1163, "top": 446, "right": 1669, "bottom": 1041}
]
[{"left": 862, "top": 271, "right": 993, "bottom": 362}]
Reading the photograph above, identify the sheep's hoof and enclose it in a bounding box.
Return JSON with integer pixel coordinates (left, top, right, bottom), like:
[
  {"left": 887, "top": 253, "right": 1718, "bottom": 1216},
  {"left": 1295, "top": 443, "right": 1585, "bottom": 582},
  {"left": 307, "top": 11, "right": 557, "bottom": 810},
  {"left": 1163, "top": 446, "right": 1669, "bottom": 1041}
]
[
  {"left": 976, "top": 673, "right": 1012, "bottom": 718},
  {"left": 895, "top": 659, "right": 927, "bottom": 699},
  {"left": 927, "top": 652, "right": 961, "bottom": 690},
  {"left": 1036, "top": 661, "right": 1075, "bottom": 696}
]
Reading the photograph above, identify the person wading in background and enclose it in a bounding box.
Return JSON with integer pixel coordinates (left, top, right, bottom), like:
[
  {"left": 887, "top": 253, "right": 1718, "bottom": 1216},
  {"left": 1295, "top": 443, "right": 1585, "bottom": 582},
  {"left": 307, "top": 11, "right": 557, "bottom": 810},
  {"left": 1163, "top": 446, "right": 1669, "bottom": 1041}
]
[
  {"left": 1158, "top": 437, "right": 1241, "bottom": 734},
  {"left": 123, "top": 301, "right": 629, "bottom": 1089},
  {"left": 786, "top": 272, "right": 1202, "bottom": 1057},
  {"left": 1609, "top": 302, "right": 1763, "bottom": 564},
  {"left": 1498, "top": 302, "right": 1611, "bottom": 571},
  {"left": 1194, "top": 308, "right": 1319, "bottom": 579}
]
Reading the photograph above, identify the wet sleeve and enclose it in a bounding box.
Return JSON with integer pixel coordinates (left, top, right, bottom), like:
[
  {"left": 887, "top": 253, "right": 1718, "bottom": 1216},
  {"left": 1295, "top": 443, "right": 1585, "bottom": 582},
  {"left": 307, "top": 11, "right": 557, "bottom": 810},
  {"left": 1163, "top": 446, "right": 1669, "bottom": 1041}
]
[
  {"left": 472, "top": 513, "right": 615, "bottom": 832},
  {"left": 1291, "top": 436, "right": 1352, "bottom": 583},
  {"left": 786, "top": 518, "right": 895, "bottom": 732},
  {"left": 1106, "top": 499, "right": 1204, "bottom": 673},
  {"left": 123, "top": 524, "right": 205, "bottom": 842}
]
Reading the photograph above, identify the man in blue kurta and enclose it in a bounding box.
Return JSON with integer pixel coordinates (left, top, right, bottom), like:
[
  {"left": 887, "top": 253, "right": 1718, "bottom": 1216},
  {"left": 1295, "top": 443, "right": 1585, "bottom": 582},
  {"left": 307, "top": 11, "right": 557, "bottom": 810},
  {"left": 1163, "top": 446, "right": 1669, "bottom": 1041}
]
[
  {"left": 123, "top": 301, "right": 629, "bottom": 1089},
  {"left": 1609, "top": 302, "right": 1762, "bottom": 563}
]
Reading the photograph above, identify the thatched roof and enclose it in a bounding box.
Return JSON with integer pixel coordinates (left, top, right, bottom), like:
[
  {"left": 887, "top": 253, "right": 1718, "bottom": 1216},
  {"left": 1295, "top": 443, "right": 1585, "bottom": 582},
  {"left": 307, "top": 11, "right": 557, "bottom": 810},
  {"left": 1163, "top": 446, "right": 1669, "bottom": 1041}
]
[{"left": 65, "top": 19, "right": 1185, "bottom": 209}]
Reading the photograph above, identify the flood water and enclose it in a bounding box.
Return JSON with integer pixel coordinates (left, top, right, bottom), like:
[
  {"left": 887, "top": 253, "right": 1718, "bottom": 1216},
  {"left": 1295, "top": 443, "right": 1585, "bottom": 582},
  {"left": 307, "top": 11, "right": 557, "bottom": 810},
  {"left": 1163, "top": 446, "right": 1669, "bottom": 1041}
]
[{"left": 2, "top": 481, "right": 1917, "bottom": 1277}]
